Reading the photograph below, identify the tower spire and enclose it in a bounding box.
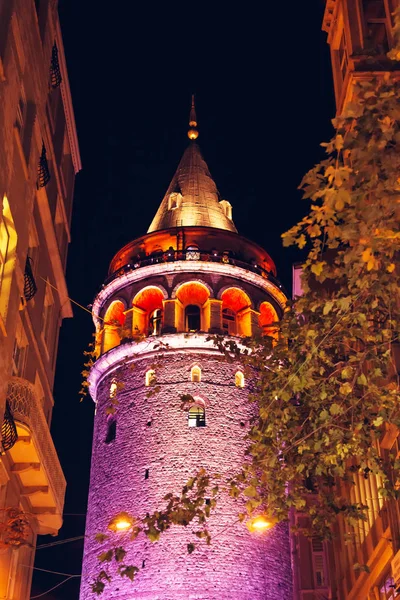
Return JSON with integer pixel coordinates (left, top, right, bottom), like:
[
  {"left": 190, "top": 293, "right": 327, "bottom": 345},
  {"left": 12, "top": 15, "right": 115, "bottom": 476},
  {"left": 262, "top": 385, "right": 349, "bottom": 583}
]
[{"left": 188, "top": 95, "right": 199, "bottom": 140}]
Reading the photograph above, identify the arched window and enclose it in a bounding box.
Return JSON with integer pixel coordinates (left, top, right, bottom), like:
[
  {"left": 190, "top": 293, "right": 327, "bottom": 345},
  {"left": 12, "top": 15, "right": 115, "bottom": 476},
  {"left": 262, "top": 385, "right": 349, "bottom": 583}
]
[
  {"left": 188, "top": 406, "right": 206, "bottom": 428},
  {"left": 259, "top": 302, "right": 279, "bottom": 338},
  {"left": 102, "top": 301, "right": 126, "bottom": 353},
  {"left": 235, "top": 371, "right": 245, "bottom": 388},
  {"left": 105, "top": 417, "right": 116, "bottom": 444},
  {"left": 149, "top": 308, "right": 162, "bottom": 336},
  {"left": 191, "top": 366, "right": 201, "bottom": 382},
  {"left": 222, "top": 308, "right": 236, "bottom": 335},
  {"left": 186, "top": 246, "right": 200, "bottom": 260},
  {"left": 186, "top": 305, "right": 200, "bottom": 332},
  {"left": 221, "top": 288, "right": 252, "bottom": 337},
  {"left": 132, "top": 286, "right": 164, "bottom": 337},
  {"left": 145, "top": 369, "right": 156, "bottom": 387}
]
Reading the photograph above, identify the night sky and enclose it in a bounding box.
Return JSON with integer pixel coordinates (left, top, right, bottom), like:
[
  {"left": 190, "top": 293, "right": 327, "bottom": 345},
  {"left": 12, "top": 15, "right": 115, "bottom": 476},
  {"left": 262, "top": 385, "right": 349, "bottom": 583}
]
[{"left": 31, "top": 2, "right": 336, "bottom": 597}]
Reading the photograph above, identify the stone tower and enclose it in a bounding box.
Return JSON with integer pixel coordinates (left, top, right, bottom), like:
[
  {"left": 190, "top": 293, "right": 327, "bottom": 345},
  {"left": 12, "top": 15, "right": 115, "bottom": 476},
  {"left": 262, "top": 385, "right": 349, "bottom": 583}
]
[{"left": 80, "top": 102, "right": 292, "bottom": 599}]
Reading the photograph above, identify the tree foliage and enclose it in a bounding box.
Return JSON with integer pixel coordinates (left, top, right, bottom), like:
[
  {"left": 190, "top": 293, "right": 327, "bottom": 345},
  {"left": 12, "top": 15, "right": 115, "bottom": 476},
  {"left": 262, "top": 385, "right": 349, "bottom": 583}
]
[{"left": 233, "top": 67, "right": 400, "bottom": 537}]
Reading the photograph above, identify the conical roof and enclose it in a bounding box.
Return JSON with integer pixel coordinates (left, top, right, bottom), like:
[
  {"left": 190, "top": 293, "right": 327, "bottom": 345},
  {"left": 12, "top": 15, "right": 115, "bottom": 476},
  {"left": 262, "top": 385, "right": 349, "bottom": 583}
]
[{"left": 147, "top": 142, "right": 237, "bottom": 233}]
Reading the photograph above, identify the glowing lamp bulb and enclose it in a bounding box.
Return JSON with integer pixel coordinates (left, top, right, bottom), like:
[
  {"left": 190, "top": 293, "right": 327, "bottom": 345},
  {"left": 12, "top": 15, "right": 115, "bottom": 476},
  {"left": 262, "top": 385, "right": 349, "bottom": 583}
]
[
  {"left": 251, "top": 516, "right": 272, "bottom": 531},
  {"left": 188, "top": 128, "right": 199, "bottom": 140},
  {"left": 115, "top": 519, "right": 131, "bottom": 531}
]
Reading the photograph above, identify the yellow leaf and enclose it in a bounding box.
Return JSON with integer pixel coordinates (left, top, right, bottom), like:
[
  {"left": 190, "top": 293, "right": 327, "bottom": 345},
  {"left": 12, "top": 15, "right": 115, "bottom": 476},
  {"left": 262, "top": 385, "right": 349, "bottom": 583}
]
[
  {"left": 362, "top": 248, "right": 372, "bottom": 263},
  {"left": 311, "top": 262, "right": 325, "bottom": 276},
  {"left": 387, "top": 263, "right": 395, "bottom": 273}
]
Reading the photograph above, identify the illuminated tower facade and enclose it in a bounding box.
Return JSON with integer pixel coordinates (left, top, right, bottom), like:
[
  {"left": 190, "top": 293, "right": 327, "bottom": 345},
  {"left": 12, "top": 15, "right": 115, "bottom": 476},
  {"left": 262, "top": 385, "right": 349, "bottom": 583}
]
[{"left": 80, "top": 103, "right": 292, "bottom": 599}]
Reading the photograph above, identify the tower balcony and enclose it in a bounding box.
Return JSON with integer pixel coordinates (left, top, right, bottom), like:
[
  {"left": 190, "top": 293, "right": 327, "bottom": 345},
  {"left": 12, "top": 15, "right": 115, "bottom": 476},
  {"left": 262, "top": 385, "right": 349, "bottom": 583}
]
[
  {"left": 104, "top": 248, "right": 284, "bottom": 292},
  {"left": 5, "top": 377, "right": 66, "bottom": 534}
]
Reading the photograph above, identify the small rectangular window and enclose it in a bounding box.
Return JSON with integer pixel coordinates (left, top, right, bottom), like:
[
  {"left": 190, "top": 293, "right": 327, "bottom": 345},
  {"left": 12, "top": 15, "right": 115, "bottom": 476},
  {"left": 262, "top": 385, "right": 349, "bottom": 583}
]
[
  {"left": 42, "top": 280, "right": 55, "bottom": 347},
  {"left": 362, "top": 0, "right": 390, "bottom": 53}
]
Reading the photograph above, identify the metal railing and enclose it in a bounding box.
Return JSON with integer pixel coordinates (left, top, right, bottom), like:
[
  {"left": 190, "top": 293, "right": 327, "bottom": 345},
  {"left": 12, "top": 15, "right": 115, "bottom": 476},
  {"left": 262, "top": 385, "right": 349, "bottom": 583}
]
[
  {"left": 1, "top": 402, "right": 18, "bottom": 453},
  {"left": 104, "top": 249, "right": 285, "bottom": 293},
  {"left": 6, "top": 377, "right": 66, "bottom": 514}
]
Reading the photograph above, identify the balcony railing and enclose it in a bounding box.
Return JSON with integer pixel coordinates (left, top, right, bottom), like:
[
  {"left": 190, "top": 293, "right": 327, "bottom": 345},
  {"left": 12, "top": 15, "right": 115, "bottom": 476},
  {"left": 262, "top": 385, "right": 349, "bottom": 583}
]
[
  {"left": 1, "top": 401, "right": 18, "bottom": 453},
  {"left": 6, "top": 377, "right": 66, "bottom": 516},
  {"left": 104, "top": 249, "right": 286, "bottom": 293},
  {"left": 23, "top": 256, "right": 37, "bottom": 302}
]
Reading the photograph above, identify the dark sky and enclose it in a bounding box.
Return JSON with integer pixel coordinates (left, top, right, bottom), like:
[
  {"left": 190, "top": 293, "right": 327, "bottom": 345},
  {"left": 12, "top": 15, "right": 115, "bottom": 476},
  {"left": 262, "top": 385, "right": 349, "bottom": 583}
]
[{"left": 31, "top": 2, "right": 335, "bottom": 597}]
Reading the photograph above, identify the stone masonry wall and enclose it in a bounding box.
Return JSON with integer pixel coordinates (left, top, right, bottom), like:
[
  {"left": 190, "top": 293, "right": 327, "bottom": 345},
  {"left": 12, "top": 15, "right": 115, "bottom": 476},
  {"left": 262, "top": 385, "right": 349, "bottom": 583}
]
[{"left": 80, "top": 346, "right": 293, "bottom": 600}]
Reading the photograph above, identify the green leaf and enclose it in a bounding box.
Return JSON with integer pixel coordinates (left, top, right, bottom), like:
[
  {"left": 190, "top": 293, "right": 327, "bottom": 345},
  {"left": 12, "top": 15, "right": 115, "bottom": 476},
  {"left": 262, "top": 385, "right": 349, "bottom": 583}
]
[{"left": 330, "top": 403, "right": 341, "bottom": 415}]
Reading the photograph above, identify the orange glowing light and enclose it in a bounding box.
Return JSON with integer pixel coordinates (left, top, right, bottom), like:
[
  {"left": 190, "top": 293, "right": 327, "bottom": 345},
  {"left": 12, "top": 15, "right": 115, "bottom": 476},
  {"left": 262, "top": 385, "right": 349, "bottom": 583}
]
[
  {"left": 115, "top": 519, "right": 131, "bottom": 531},
  {"left": 249, "top": 516, "right": 272, "bottom": 532},
  {"left": 188, "top": 128, "right": 199, "bottom": 140},
  {"left": 108, "top": 512, "right": 134, "bottom": 532}
]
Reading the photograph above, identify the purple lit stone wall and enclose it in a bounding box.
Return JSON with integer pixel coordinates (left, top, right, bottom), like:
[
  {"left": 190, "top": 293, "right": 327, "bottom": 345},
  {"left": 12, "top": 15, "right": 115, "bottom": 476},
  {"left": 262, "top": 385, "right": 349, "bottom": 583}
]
[{"left": 80, "top": 349, "right": 293, "bottom": 599}]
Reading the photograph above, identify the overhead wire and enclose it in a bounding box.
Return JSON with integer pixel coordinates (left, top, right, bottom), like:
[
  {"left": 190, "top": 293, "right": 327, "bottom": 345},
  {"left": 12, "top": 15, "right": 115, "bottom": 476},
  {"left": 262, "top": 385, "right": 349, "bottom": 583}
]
[{"left": 30, "top": 575, "right": 78, "bottom": 599}]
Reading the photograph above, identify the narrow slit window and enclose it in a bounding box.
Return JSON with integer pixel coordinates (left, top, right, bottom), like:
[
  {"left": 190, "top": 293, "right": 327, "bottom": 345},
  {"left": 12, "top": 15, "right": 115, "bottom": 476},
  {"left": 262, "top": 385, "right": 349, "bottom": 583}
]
[
  {"left": 105, "top": 418, "right": 116, "bottom": 444},
  {"left": 110, "top": 379, "right": 117, "bottom": 398},
  {"left": 188, "top": 406, "right": 206, "bottom": 428},
  {"left": 145, "top": 469, "right": 149, "bottom": 480},
  {"left": 235, "top": 371, "right": 245, "bottom": 388},
  {"left": 145, "top": 369, "right": 156, "bottom": 387},
  {"left": 191, "top": 366, "right": 201, "bottom": 382}
]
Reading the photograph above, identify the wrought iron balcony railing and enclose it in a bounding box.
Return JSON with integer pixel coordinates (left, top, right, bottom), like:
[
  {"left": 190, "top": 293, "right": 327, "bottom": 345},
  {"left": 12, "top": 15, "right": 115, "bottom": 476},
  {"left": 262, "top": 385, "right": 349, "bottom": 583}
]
[
  {"left": 1, "top": 401, "right": 18, "bottom": 453},
  {"left": 23, "top": 256, "right": 37, "bottom": 302},
  {"left": 104, "top": 249, "right": 286, "bottom": 293},
  {"left": 6, "top": 377, "right": 66, "bottom": 515},
  {"left": 37, "top": 143, "right": 51, "bottom": 189}
]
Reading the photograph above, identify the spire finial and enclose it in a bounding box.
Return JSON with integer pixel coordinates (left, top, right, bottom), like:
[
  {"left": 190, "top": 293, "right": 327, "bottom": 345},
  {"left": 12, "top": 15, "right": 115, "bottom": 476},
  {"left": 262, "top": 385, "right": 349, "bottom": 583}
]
[{"left": 188, "top": 95, "right": 199, "bottom": 140}]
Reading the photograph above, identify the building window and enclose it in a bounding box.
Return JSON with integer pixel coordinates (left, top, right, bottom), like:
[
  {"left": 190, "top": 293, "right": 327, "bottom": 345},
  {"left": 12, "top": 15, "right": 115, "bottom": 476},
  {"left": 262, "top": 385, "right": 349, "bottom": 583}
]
[
  {"left": 110, "top": 379, "right": 117, "bottom": 399},
  {"left": 219, "top": 199, "right": 233, "bottom": 220},
  {"left": 42, "top": 281, "right": 55, "bottom": 347},
  {"left": 15, "top": 90, "right": 27, "bottom": 137},
  {"left": 188, "top": 406, "right": 206, "bottom": 428},
  {"left": 222, "top": 308, "right": 237, "bottom": 335},
  {"left": 235, "top": 371, "right": 245, "bottom": 388},
  {"left": 168, "top": 192, "right": 182, "bottom": 210},
  {"left": 149, "top": 308, "right": 162, "bottom": 335},
  {"left": 105, "top": 418, "right": 116, "bottom": 444},
  {"left": 338, "top": 30, "right": 348, "bottom": 83},
  {"left": 145, "top": 369, "right": 156, "bottom": 387},
  {"left": 12, "top": 321, "right": 28, "bottom": 377},
  {"left": 311, "top": 538, "right": 326, "bottom": 588},
  {"left": 191, "top": 366, "right": 201, "bottom": 382},
  {"left": 185, "top": 305, "right": 200, "bottom": 332},
  {"left": 0, "top": 196, "right": 17, "bottom": 328},
  {"left": 362, "top": 0, "right": 389, "bottom": 54}
]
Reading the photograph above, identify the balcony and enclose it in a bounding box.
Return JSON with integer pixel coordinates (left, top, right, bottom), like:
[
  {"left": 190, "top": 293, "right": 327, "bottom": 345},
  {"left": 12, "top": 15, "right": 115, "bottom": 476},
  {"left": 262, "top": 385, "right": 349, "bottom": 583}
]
[
  {"left": 104, "top": 249, "right": 285, "bottom": 293},
  {"left": 6, "top": 377, "right": 66, "bottom": 534}
]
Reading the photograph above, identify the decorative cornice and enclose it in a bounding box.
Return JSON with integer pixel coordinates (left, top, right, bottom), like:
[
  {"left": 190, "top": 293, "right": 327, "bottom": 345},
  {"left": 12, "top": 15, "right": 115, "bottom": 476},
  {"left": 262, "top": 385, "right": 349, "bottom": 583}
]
[{"left": 322, "top": 0, "right": 338, "bottom": 34}]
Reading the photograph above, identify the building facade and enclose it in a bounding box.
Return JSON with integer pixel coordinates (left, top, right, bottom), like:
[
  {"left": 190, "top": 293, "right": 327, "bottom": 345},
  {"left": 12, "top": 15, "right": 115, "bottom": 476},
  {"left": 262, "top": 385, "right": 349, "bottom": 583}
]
[
  {"left": 291, "top": 2, "right": 400, "bottom": 599},
  {"left": 80, "top": 109, "right": 293, "bottom": 599},
  {"left": 0, "top": 1, "right": 80, "bottom": 597}
]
